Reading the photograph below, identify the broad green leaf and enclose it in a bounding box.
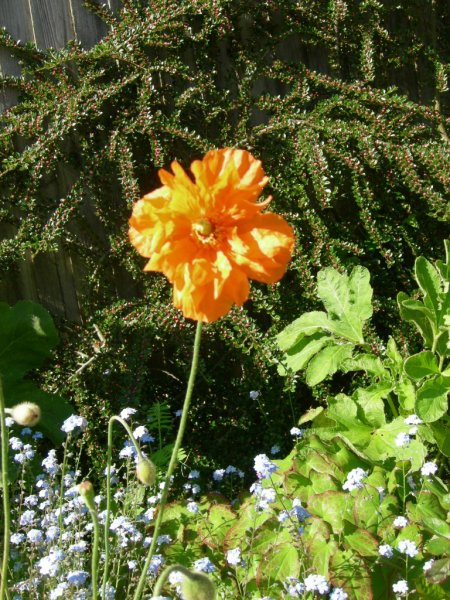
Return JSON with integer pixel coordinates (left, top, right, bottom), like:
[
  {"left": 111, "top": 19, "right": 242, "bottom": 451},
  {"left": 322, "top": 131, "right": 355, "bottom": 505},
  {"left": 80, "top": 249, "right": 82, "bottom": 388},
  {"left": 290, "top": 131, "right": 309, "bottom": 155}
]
[
  {"left": 424, "top": 537, "right": 450, "bottom": 556},
  {"left": 364, "top": 417, "right": 427, "bottom": 470},
  {"left": 0, "top": 302, "right": 72, "bottom": 444},
  {"left": 355, "top": 382, "right": 390, "bottom": 428},
  {"left": 397, "top": 293, "right": 435, "bottom": 347},
  {"left": 278, "top": 332, "right": 331, "bottom": 375},
  {"left": 416, "top": 376, "right": 450, "bottom": 422},
  {"left": 435, "top": 329, "right": 450, "bottom": 357},
  {"left": 305, "top": 343, "right": 353, "bottom": 386},
  {"left": 0, "top": 301, "right": 58, "bottom": 377},
  {"left": 395, "top": 377, "right": 416, "bottom": 412},
  {"left": 257, "top": 544, "right": 299, "bottom": 587},
  {"left": 415, "top": 256, "right": 442, "bottom": 316},
  {"left": 341, "top": 353, "right": 389, "bottom": 378},
  {"left": 330, "top": 550, "right": 373, "bottom": 600},
  {"left": 429, "top": 421, "right": 450, "bottom": 457},
  {"left": 343, "top": 523, "right": 379, "bottom": 557},
  {"left": 404, "top": 351, "right": 440, "bottom": 380},
  {"left": 425, "top": 558, "right": 450, "bottom": 586},
  {"left": 298, "top": 406, "right": 324, "bottom": 425},
  {"left": 248, "top": 521, "right": 291, "bottom": 555},
  {"left": 276, "top": 312, "right": 331, "bottom": 350},
  {"left": 304, "top": 538, "right": 337, "bottom": 577},
  {"left": 316, "top": 266, "right": 372, "bottom": 343},
  {"left": 197, "top": 504, "right": 236, "bottom": 549},
  {"left": 307, "top": 491, "right": 353, "bottom": 533}
]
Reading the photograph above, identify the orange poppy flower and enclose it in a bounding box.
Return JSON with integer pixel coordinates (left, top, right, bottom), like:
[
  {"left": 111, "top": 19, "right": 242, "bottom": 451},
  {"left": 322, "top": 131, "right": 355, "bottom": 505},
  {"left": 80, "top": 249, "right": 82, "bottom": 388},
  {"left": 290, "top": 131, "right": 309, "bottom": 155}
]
[{"left": 129, "top": 148, "right": 295, "bottom": 322}]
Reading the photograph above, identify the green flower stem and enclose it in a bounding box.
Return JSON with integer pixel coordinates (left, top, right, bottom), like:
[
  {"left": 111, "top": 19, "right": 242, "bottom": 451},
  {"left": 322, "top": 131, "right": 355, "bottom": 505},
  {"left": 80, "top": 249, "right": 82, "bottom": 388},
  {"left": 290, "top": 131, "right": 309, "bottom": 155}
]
[
  {"left": 58, "top": 433, "right": 71, "bottom": 547},
  {"left": 102, "top": 415, "right": 148, "bottom": 599},
  {"left": 133, "top": 320, "right": 203, "bottom": 600},
  {"left": 89, "top": 507, "right": 100, "bottom": 600},
  {"left": 152, "top": 564, "right": 193, "bottom": 598},
  {"left": 0, "top": 376, "right": 11, "bottom": 600}
]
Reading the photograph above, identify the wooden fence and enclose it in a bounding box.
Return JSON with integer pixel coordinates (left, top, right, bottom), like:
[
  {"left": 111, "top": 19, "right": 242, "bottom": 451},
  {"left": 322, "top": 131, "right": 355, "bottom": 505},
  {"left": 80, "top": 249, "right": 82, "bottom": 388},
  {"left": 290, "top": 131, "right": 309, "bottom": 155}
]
[{"left": 0, "top": 0, "right": 121, "bottom": 321}]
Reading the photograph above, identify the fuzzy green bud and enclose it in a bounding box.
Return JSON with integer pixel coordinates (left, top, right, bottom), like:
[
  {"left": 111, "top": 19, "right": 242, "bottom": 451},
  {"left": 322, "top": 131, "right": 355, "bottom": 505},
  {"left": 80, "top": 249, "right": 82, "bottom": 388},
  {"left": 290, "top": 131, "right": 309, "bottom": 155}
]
[
  {"left": 7, "top": 402, "right": 41, "bottom": 426},
  {"left": 78, "top": 481, "right": 96, "bottom": 511},
  {"left": 180, "top": 572, "right": 217, "bottom": 600},
  {"left": 136, "top": 458, "right": 156, "bottom": 486}
]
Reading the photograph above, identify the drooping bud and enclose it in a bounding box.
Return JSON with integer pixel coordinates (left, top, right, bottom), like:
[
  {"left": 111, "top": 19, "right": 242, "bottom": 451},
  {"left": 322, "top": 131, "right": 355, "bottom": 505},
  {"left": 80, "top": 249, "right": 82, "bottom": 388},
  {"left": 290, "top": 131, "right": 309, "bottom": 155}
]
[
  {"left": 136, "top": 458, "right": 156, "bottom": 486},
  {"left": 78, "top": 481, "right": 96, "bottom": 511},
  {"left": 180, "top": 571, "right": 217, "bottom": 600},
  {"left": 8, "top": 402, "right": 41, "bottom": 427}
]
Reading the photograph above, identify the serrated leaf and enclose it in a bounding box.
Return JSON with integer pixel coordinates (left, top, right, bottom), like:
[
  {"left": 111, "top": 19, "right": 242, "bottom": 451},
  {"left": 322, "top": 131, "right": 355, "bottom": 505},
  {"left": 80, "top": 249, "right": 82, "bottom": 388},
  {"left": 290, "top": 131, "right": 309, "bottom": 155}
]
[
  {"left": 416, "top": 376, "right": 450, "bottom": 422},
  {"left": 276, "top": 312, "right": 331, "bottom": 350},
  {"left": 316, "top": 266, "right": 372, "bottom": 343},
  {"left": 341, "top": 353, "right": 388, "bottom": 378},
  {"left": 404, "top": 351, "right": 440, "bottom": 380},
  {"left": 278, "top": 332, "right": 331, "bottom": 375},
  {"left": 305, "top": 343, "right": 353, "bottom": 386},
  {"left": 395, "top": 377, "right": 416, "bottom": 412},
  {"left": 415, "top": 257, "right": 442, "bottom": 316}
]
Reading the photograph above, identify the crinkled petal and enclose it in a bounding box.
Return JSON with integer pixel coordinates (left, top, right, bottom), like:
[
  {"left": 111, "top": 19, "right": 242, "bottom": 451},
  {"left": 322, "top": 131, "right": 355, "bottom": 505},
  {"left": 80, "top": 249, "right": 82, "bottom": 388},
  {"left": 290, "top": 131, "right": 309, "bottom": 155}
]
[{"left": 227, "top": 212, "right": 295, "bottom": 283}]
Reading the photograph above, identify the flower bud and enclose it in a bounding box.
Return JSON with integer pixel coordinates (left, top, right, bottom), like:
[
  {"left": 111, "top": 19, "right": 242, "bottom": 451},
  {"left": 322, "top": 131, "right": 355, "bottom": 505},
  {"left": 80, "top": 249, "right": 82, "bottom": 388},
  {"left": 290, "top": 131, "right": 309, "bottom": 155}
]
[
  {"left": 8, "top": 402, "right": 41, "bottom": 426},
  {"left": 78, "top": 481, "right": 96, "bottom": 511},
  {"left": 136, "top": 458, "right": 156, "bottom": 486},
  {"left": 180, "top": 572, "right": 216, "bottom": 600}
]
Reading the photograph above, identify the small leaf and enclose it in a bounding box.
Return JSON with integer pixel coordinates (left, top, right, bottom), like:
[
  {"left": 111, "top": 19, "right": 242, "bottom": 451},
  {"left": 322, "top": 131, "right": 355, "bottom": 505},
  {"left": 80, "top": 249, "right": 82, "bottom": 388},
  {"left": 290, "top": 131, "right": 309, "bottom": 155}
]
[
  {"left": 429, "top": 421, "right": 450, "bottom": 457},
  {"left": 305, "top": 343, "right": 353, "bottom": 386},
  {"left": 278, "top": 333, "right": 331, "bottom": 375},
  {"left": 397, "top": 293, "right": 435, "bottom": 347},
  {"left": 416, "top": 376, "right": 450, "bottom": 422},
  {"left": 404, "top": 351, "right": 440, "bottom": 380},
  {"left": 395, "top": 377, "right": 416, "bottom": 412},
  {"left": 317, "top": 266, "right": 372, "bottom": 343},
  {"left": 341, "top": 353, "right": 389, "bottom": 378},
  {"left": 276, "top": 312, "right": 331, "bottom": 350},
  {"left": 415, "top": 257, "right": 442, "bottom": 316},
  {"left": 355, "top": 382, "right": 390, "bottom": 428},
  {"left": 298, "top": 406, "right": 324, "bottom": 425}
]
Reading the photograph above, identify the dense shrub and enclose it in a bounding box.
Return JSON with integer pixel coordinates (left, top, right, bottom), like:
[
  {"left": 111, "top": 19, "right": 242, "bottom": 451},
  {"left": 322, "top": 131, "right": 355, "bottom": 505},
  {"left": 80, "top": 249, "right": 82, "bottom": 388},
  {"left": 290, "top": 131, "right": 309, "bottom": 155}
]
[{"left": 0, "top": 0, "right": 449, "bottom": 470}]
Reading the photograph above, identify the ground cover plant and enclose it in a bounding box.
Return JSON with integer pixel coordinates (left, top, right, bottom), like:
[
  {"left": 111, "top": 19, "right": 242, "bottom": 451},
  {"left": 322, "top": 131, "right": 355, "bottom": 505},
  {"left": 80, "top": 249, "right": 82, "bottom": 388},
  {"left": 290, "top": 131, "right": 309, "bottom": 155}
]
[{"left": 0, "top": 239, "right": 449, "bottom": 598}]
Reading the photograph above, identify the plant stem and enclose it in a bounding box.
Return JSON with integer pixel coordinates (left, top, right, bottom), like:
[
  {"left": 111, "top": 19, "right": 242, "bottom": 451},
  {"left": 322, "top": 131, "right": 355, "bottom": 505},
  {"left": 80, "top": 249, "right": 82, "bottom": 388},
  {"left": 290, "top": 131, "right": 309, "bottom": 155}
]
[
  {"left": 58, "top": 433, "right": 71, "bottom": 547},
  {"left": 0, "top": 377, "right": 11, "bottom": 600},
  {"left": 102, "top": 415, "right": 149, "bottom": 599},
  {"left": 133, "top": 321, "right": 203, "bottom": 600},
  {"left": 89, "top": 508, "right": 100, "bottom": 600}
]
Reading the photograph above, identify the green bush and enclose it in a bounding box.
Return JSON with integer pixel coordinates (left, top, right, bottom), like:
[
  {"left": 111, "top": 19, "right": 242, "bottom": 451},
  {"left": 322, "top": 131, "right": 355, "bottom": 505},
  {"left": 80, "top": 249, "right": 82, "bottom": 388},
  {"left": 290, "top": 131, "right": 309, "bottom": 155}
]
[{"left": 0, "top": 0, "right": 449, "bottom": 470}]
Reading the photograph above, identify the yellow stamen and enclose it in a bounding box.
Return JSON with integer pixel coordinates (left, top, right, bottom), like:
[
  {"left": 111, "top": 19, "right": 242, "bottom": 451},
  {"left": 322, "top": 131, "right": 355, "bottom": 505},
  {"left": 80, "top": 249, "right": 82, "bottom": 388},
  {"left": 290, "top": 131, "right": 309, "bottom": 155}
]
[{"left": 193, "top": 219, "right": 213, "bottom": 237}]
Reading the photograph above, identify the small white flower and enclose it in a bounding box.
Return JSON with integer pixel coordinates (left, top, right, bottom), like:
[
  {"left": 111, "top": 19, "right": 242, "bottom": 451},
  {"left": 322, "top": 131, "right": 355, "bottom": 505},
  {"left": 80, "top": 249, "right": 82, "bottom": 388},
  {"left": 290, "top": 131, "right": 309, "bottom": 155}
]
[
  {"left": 329, "top": 589, "right": 348, "bottom": 600},
  {"left": 304, "top": 574, "right": 330, "bottom": 594},
  {"left": 194, "top": 557, "right": 215, "bottom": 573},
  {"left": 61, "top": 415, "right": 87, "bottom": 434},
  {"left": 379, "top": 544, "right": 393, "bottom": 558},
  {"left": 404, "top": 415, "right": 422, "bottom": 425},
  {"left": 213, "top": 469, "right": 225, "bottom": 481},
  {"left": 395, "top": 432, "right": 410, "bottom": 448},
  {"left": 271, "top": 444, "right": 281, "bottom": 455},
  {"left": 423, "top": 559, "right": 434, "bottom": 571},
  {"left": 421, "top": 462, "right": 438, "bottom": 477},
  {"left": 342, "top": 468, "right": 368, "bottom": 492},
  {"left": 397, "top": 539, "right": 418, "bottom": 558},
  {"left": 392, "top": 579, "right": 408, "bottom": 596},
  {"left": 119, "top": 408, "right": 137, "bottom": 421},
  {"left": 290, "top": 427, "right": 304, "bottom": 438},
  {"left": 226, "top": 548, "right": 241, "bottom": 566},
  {"left": 187, "top": 501, "right": 199, "bottom": 514},
  {"left": 249, "top": 390, "right": 260, "bottom": 399},
  {"left": 66, "top": 570, "right": 89, "bottom": 586},
  {"left": 188, "top": 470, "right": 200, "bottom": 479},
  {"left": 393, "top": 516, "right": 408, "bottom": 528}
]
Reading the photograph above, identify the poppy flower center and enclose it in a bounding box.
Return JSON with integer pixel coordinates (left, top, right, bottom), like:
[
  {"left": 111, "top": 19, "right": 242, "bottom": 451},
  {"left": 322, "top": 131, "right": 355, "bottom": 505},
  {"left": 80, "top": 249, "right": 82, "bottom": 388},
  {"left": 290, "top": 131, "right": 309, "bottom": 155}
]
[{"left": 193, "top": 219, "right": 214, "bottom": 238}]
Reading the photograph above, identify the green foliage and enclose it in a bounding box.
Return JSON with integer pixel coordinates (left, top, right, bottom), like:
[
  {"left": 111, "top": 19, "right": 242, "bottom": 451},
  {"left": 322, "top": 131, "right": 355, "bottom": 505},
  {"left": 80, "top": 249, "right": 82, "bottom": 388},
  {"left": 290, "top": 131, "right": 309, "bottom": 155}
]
[
  {"left": 0, "top": 301, "right": 72, "bottom": 442},
  {"left": 144, "top": 243, "right": 450, "bottom": 598},
  {"left": 0, "top": 0, "right": 449, "bottom": 472}
]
